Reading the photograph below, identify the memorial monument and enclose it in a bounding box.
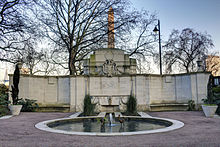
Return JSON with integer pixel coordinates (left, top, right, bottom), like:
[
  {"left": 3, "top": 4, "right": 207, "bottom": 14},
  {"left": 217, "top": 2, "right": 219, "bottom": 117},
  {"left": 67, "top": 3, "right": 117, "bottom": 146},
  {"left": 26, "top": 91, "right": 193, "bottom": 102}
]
[
  {"left": 83, "top": 7, "right": 137, "bottom": 76},
  {"left": 9, "top": 7, "right": 210, "bottom": 113}
]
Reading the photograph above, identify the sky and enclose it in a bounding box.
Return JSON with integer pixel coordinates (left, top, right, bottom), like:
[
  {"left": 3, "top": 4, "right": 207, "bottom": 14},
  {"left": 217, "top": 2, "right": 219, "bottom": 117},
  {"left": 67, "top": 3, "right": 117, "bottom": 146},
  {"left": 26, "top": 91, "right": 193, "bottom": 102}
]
[
  {"left": 1, "top": 0, "right": 220, "bottom": 81},
  {"left": 131, "top": 0, "right": 220, "bottom": 52}
]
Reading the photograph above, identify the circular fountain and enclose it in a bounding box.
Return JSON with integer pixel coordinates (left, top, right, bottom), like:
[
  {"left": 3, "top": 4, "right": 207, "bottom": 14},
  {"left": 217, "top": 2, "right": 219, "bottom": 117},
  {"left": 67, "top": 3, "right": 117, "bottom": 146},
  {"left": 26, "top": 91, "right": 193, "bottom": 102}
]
[{"left": 35, "top": 112, "right": 184, "bottom": 136}]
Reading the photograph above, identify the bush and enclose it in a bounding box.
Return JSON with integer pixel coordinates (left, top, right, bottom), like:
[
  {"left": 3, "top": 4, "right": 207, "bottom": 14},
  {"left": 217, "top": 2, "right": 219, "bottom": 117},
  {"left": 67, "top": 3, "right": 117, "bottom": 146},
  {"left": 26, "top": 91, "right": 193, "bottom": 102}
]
[
  {"left": 126, "top": 95, "right": 137, "bottom": 116},
  {"left": 17, "top": 98, "right": 38, "bottom": 112},
  {"left": 0, "top": 84, "right": 10, "bottom": 116},
  {"left": 83, "top": 95, "right": 95, "bottom": 116},
  {"left": 11, "top": 64, "right": 21, "bottom": 105},
  {"left": 187, "top": 100, "right": 195, "bottom": 111},
  {"left": 0, "top": 84, "right": 8, "bottom": 96},
  {"left": 213, "top": 86, "right": 220, "bottom": 93},
  {"left": 0, "top": 106, "right": 9, "bottom": 117},
  {"left": 203, "top": 75, "right": 217, "bottom": 104},
  {"left": 0, "top": 95, "right": 10, "bottom": 106},
  {"left": 202, "top": 75, "right": 220, "bottom": 115}
]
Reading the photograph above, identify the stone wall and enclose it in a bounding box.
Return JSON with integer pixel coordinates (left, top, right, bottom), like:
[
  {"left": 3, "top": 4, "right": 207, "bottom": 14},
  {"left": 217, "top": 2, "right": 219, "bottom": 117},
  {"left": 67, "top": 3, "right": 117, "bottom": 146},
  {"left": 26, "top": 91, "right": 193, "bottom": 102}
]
[{"left": 9, "top": 72, "right": 210, "bottom": 112}]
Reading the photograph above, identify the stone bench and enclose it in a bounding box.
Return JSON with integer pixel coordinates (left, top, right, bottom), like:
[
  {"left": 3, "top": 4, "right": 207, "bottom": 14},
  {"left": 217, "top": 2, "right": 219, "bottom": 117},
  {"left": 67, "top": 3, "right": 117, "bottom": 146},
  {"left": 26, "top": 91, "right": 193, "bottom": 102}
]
[
  {"left": 150, "top": 103, "right": 188, "bottom": 111},
  {"left": 36, "top": 104, "right": 70, "bottom": 112}
]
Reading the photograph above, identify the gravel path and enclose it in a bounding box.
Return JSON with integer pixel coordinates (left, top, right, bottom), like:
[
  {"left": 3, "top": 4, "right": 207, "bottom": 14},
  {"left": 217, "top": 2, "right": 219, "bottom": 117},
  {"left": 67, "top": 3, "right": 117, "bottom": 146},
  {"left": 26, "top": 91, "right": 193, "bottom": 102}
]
[{"left": 0, "top": 111, "right": 220, "bottom": 147}]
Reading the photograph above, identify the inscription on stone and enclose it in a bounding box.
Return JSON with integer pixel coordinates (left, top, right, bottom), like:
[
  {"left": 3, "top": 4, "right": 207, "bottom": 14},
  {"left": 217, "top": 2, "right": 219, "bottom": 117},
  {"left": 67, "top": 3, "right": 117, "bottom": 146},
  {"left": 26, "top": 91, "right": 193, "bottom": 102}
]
[
  {"left": 102, "top": 80, "right": 115, "bottom": 89},
  {"left": 101, "top": 78, "right": 117, "bottom": 94},
  {"left": 119, "top": 77, "right": 131, "bottom": 95}
]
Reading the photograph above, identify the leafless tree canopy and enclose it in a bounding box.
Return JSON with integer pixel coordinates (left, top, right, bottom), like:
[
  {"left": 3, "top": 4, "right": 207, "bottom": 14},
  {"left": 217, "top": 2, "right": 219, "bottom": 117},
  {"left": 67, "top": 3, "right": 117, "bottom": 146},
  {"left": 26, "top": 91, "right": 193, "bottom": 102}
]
[
  {"left": 163, "top": 28, "right": 214, "bottom": 73},
  {"left": 33, "top": 0, "right": 157, "bottom": 75},
  {"left": 0, "top": 0, "right": 36, "bottom": 63},
  {"left": 0, "top": 0, "right": 26, "bottom": 38},
  {"left": 0, "top": 0, "right": 158, "bottom": 75}
]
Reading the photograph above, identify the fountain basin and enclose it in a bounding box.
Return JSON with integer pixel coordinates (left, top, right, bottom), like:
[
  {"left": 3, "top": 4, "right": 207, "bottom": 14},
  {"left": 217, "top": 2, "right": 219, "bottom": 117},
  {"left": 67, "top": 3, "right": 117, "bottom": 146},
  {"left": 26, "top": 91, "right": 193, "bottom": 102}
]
[{"left": 35, "top": 116, "right": 184, "bottom": 136}]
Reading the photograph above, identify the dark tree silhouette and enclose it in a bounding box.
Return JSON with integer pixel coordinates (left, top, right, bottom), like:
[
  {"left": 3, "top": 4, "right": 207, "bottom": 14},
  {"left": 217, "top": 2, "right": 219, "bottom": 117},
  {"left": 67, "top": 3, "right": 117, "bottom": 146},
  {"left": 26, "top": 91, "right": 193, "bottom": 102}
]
[
  {"left": 11, "top": 64, "right": 20, "bottom": 105},
  {"left": 0, "top": 0, "right": 36, "bottom": 63},
  {"left": 163, "top": 28, "right": 214, "bottom": 73}
]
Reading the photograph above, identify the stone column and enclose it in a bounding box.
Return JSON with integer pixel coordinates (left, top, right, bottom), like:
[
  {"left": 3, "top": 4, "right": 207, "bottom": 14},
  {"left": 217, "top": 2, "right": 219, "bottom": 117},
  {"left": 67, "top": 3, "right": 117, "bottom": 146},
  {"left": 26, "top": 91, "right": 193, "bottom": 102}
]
[{"left": 108, "top": 7, "right": 115, "bottom": 48}]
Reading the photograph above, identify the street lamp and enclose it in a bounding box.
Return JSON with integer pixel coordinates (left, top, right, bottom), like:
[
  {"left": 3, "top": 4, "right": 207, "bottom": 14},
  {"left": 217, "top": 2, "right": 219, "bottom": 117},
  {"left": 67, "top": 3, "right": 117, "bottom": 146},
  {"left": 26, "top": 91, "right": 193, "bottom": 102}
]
[
  {"left": 153, "top": 20, "right": 162, "bottom": 75},
  {"left": 196, "top": 57, "right": 203, "bottom": 72}
]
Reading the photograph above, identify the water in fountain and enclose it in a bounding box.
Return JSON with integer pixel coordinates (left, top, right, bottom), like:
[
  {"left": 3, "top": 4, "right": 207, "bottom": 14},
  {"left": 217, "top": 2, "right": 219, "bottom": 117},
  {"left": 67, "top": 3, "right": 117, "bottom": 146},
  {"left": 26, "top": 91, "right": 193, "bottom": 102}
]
[
  {"left": 109, "top": 113, "right": 113, "bottom": 125},
  {"left": 108, "top": 113, "right": 117, "bottom": 127},
  {"left": 44, "top": 111, "right": 178, "bottom": 134}
]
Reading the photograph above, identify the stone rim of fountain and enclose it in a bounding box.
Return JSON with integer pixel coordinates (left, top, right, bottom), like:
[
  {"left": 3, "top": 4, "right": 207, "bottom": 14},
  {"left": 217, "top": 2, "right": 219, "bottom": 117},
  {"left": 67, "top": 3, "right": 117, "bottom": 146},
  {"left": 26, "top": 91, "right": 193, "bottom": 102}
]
[{"left": 35, "top": 112, "right": 184, "bottom": 136}]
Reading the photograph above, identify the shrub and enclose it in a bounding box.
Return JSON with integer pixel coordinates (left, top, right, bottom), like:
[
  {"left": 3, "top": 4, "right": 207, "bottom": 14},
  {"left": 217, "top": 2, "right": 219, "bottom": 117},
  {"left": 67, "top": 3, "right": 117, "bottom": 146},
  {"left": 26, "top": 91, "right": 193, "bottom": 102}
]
[
  {"left": 17, "top": 98, "right": 38, "bottom": 112},
  {"left": 203, "top": 75, "right": 217, "bottom": 104},
  {"left": 0, "top": 84, "right": 9, "bottom": 105},
  {"left": 0, "top": 84, "right": 8, "bottom": 96},
  {"left": 202, "top": 75, "right": 220, "bottom": 115},
  {"left": 0, "top": 106, "right": 9, "bottom": 117},
  {"left": 0, "top": 95, "right": 10, "bottom": 106},
  {"left": 83, "top": 95, "right": 95, "bottom": 116},
  {"left": 126, "top": 95, "right": 137, "bottom": 116},
  {"left": 213, "top": 86, "right": 220, "bottom": 93},
  {"left": 0, "top": 84, "right": 10, "bottom": 116},
  {"left": 11, "top": 64, "right": 21, "bottom": 105},
  {"left": 187, "top": 100, "right": 195, "bottom": 111}
]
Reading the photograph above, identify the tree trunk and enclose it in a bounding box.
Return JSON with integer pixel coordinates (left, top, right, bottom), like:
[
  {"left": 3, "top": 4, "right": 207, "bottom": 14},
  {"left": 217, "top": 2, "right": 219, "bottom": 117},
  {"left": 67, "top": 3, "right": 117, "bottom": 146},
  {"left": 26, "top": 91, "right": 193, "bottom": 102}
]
[
  {"left": 69, "top": 50, "right": 77, "bottom": 75},
  {"left": 186, "top": 67, "right": 189, "bottom": 73}
]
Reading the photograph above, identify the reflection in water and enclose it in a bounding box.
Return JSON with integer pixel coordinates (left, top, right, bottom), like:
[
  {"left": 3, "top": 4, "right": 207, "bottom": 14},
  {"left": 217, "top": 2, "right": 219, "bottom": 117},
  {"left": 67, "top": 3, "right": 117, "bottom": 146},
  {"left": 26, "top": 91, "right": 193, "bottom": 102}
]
[
  {"left": 83, "top": 120, "right": 91, "bottom": 132},
  {"left": 127, "top": 120, "right": 139, "bottom": 132},
  {"left": 100, "top": 125, "right": 105, "bottom": 132},
  {"left": 119, "top": 125, "right": 124, "bottom": 132},
  {"left": 52, "top": 118, "right": 170, "bottom": 133}
]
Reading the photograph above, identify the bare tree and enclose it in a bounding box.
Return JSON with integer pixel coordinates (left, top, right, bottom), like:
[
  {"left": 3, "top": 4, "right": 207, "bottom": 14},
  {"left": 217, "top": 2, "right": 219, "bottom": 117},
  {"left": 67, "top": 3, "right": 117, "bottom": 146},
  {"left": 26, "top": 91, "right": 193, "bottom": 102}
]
[
  {"left": 0, "top": 0, "right": 26, "bottom": 39},
  {"left": 17, "top": 38, "right": 45, "bottom": 75},
  {"left": 33, "top": 0, "right": 154, "bottom": 75},
  {"left": 206, "top": 53, "right": 220, "bottom": 76},
  {"left": 126, "top": 11, "right": 157, "bottom": 58},
  {"left": 163, "top": 28, "right": 214, "bottom": 73},
  {"left": 0, "top": 0, "right": 37, "bottom": 63},
  {"left": 125, "top": 11, "right": 157, "bottom": 74}
]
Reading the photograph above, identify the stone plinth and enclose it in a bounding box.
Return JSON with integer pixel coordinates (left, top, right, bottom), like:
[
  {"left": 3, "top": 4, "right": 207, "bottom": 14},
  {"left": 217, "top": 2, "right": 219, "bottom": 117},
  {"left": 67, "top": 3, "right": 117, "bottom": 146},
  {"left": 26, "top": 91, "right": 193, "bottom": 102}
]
[{"left": 83, "top": 48, "right": 137, "bottom": 76}]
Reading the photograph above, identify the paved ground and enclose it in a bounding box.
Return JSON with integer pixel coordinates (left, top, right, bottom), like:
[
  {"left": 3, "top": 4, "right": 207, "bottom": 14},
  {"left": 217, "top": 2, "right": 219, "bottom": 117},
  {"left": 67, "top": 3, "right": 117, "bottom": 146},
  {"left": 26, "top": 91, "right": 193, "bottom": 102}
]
[{"left": 0, "top": 111, "right": 220, "bottom": 147}]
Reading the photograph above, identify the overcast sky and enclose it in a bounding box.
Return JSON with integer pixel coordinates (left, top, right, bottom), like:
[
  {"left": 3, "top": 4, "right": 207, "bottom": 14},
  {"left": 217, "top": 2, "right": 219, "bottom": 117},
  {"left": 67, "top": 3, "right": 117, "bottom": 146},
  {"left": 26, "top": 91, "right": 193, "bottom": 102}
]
[{"left": 131, "top": 0, "right": 220, "bottom": 52}]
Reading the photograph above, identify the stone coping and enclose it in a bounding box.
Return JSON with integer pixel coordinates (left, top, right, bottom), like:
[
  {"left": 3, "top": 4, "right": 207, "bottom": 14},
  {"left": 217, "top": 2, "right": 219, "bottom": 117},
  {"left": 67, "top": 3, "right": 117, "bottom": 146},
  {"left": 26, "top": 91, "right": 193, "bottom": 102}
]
[
  {"left": 97, "top": 112, "right": 106, "bottom": 117},
  {"left": 9, "top": 71, "right": 210, "bottom": 78},
  {"left": 138, "top": 112, "right": 152, "bottom": 118},
  {"left": 35, "top": 112, "right": 184, "bottom": 136},
  {"left": 68, "top": 112, "right": 82, "bottom": 118},
  {"left": 0, "top": 115, "right": 13, "bottom": 120}
]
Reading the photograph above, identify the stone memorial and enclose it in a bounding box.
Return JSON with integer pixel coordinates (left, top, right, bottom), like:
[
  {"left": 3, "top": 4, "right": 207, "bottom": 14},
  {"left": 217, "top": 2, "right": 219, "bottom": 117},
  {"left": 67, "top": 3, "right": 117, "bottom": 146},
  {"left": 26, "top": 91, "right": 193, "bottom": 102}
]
[
  {"left": 83, "top": 7, "right": 137, "bottom": 76},
  {"left": 9, "top": 7, "right": 210, "bottom": 113}
]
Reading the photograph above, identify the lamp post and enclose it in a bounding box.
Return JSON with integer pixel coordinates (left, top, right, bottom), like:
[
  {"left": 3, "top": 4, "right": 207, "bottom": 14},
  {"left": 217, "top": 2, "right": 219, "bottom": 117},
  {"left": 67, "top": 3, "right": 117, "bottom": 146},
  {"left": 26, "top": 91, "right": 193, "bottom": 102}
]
[
  {"left": 196, "top": 57, "right": 203, "bottom": 72},
  {"left": 153, "top": 20, "right": 162, "bottom": 75}
]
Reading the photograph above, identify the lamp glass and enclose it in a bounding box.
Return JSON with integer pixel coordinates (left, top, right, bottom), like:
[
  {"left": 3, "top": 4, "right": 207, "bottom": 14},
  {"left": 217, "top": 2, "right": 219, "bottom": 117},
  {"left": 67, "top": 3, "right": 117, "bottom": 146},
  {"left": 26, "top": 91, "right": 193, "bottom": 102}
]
[{"left": 153, "top": 26, "right": 159, "bottom": 33}]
